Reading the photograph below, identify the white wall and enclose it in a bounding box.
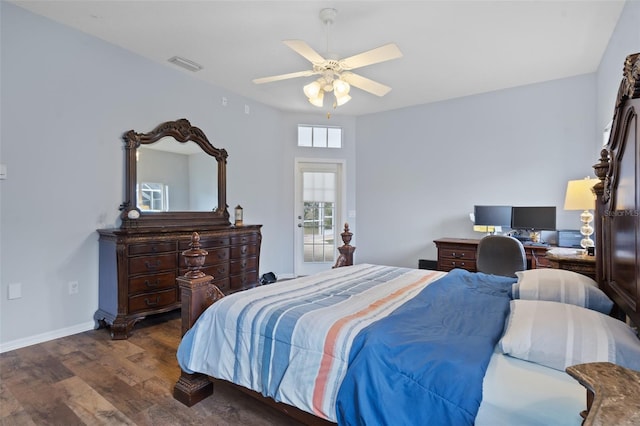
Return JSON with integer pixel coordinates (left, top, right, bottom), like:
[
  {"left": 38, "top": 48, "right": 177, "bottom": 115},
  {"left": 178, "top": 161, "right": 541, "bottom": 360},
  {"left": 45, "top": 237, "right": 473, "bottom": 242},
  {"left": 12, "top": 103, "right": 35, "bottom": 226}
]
[
  {"left": 352, "top": 0, "right": 639, "bottom": 268},
  {"left": 355, "top": 74, "right": 598, "bottom": 267},
  {"left": 596, "top": 0, "right": 640, "bottom": 144}
]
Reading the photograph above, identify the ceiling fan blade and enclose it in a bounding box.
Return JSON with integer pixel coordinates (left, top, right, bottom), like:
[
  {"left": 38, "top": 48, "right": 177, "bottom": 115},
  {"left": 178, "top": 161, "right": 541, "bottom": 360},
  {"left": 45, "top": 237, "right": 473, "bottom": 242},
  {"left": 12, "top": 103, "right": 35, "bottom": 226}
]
[
  {"left": 340, "top": 43, "right": 403, "bottom": 70},
  {"left": 341, "top": 72, "right": 392, "bottom": 97},
  {"left": 283, "top": 40, "right": 326, "bottom": 64},
  {"left": 253, "top": 70, "right": 316, "bottom": 84}
]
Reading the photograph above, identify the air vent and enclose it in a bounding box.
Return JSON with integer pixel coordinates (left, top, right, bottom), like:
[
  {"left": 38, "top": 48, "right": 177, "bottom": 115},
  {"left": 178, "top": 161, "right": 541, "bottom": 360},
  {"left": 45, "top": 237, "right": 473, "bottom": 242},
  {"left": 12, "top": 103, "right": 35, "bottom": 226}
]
[{"left": 168, "top": 56, "right": 203, "bottom": 72}]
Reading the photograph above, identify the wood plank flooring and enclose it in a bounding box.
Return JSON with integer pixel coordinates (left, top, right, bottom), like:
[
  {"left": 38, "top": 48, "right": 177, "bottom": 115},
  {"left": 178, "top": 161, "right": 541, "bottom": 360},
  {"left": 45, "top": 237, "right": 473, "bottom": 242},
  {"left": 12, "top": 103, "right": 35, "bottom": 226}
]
[{"left": 0, "top": 311, "right": 302, "bottom": 425}]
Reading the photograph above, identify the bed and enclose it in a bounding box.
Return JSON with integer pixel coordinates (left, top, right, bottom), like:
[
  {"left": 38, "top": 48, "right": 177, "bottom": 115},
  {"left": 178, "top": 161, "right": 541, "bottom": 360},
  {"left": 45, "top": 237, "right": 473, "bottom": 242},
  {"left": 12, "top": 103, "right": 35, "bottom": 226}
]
[{"left": 173, "top": 52, "right": 640, "bottom": 425}]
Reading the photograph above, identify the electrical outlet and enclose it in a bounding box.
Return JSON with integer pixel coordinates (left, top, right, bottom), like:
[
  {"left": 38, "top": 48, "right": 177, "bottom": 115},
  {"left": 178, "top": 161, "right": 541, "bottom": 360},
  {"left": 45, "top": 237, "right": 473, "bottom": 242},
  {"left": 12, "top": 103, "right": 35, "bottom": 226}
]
[{"left": 68, "top": 281, "right": 79, "bottom": 295}]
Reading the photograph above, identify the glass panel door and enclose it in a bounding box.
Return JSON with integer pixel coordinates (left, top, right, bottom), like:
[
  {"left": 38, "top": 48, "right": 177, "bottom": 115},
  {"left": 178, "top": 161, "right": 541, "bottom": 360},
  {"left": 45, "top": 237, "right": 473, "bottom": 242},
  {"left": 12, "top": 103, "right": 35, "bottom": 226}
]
[{"left": 295, "top": 161, "right": 342, "bottom": 276}]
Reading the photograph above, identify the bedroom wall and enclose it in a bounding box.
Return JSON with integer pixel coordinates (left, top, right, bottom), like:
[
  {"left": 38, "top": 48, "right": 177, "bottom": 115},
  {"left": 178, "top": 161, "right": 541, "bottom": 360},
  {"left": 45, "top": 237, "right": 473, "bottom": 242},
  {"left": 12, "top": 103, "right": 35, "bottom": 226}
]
[
  {"left": 0, "top": 2, "right": 358, "bottom": 350},
  {"left": 596, "top": 0, "right": 640, "bottom": 146},
  {"left": 354, "top": 0, "right": 638, "bottom": 269},
  {"left": 355, "top": 74, "right": 598, "bottom": 267}
]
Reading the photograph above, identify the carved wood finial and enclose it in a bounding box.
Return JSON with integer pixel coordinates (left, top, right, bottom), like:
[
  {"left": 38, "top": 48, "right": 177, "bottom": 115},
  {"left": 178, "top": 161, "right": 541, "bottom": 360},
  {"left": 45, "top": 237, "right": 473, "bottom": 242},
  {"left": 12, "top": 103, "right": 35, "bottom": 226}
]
[
  {"left": 593, "top": 149, "right": 610, "bottom": 199},
  {"left": 182, "top": 232, "right": 209, "bottom": 278},
  {"left": 340, "top": 222, "right": 353, "bottom": 246},
  {"left": 333, "top": 223, "right": 355, "bottom": 268}
]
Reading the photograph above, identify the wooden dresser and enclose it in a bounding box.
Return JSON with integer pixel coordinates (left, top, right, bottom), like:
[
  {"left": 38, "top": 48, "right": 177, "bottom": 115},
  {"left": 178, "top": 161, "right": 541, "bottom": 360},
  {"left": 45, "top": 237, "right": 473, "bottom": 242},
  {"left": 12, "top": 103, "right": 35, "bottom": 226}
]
[
  {"left": 96, "top": 225, "right": 261, "bottom": 339},
  {"left": 434, "top": 237, "right": 552, "bottom": 272}
]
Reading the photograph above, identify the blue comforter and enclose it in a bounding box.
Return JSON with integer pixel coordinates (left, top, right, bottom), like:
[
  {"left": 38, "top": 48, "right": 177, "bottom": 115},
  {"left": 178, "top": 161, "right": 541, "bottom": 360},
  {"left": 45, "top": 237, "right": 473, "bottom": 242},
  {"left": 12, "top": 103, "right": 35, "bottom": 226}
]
[{"left": 335, "top": 268, "right": 515, "bottom": 426}]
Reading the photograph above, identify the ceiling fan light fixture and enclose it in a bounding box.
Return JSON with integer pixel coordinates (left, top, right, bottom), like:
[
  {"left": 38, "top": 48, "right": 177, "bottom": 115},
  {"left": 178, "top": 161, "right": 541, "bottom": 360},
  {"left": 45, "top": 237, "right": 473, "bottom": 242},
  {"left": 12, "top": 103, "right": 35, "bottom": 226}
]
[
  {"left": 334, "top": 93, "right": 351, "bottom": 106},
  {"left": 303, "top": 80, "right": 322, "bottom": 98},
  {"left": 308, "top": 90, "right": 324, "bottom": 107},
  {"left": 333, "top": 78, "right": 350, "bottom": 96}
]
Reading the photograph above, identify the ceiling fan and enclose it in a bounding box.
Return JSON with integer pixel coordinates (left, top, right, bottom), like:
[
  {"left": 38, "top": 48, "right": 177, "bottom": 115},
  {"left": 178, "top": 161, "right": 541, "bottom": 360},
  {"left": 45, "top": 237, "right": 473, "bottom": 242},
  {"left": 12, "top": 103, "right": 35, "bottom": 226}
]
[{"left": 252, "top": 8, "right": 403, "bottom": 108}]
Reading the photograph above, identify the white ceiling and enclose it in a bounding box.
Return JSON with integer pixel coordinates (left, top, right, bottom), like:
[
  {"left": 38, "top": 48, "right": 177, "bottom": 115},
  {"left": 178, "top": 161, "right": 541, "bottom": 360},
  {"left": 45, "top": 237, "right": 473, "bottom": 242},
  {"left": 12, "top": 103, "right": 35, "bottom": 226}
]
[{"left": 11, "top": 0, "right": 626, "bottom": 116}]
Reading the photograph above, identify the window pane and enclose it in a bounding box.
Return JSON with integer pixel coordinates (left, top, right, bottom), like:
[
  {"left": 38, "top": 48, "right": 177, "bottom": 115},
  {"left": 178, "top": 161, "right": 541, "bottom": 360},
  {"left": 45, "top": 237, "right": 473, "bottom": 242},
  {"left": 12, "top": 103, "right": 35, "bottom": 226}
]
[
  {"left": 312, "top": 127, "right": 327, "bottom": 147},
  {"left": 298, "top": 126, "right": 312, "bottom": 147},
  {"left": 327, "top": 128, "right": 342, "bottom": 148}
]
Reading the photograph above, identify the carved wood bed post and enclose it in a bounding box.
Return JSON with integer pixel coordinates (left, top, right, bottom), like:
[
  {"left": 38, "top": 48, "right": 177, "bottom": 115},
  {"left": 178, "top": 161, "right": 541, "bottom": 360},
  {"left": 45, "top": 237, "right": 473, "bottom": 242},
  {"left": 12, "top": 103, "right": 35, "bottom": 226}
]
[
  {"left": 333, "top": 223, "right": 355, "bottom": 268},
  {"left": 592, "top": 149, "right": 609, "bottom": 286},
  {"left": 173, "top": 232, "right": 224, "bottom": 406}
]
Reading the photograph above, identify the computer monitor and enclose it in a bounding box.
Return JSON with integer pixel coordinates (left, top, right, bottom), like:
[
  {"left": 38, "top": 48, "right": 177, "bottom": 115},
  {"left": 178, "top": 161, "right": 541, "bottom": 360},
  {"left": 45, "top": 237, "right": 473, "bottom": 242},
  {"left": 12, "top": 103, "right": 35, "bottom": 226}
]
[
  {"left": 473, "top": 205, "right": 512, "bottom": 227},
  {"left": 511, "top": 206, "right": 557, "bottom": 231}
]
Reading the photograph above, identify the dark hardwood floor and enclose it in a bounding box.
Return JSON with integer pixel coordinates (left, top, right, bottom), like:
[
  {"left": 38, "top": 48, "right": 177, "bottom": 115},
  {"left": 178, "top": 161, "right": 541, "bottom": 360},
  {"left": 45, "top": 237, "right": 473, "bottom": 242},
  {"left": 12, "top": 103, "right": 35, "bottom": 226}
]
[{"left": 0, "top": 311, "right": 302, "bottom": 425}]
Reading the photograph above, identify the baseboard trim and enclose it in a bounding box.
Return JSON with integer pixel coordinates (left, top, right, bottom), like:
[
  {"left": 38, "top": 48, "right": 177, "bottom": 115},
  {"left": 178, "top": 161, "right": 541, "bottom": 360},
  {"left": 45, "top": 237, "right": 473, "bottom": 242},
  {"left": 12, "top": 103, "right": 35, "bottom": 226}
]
[{"left": 0, "top": 321, "right": 95, "bottom": 354}]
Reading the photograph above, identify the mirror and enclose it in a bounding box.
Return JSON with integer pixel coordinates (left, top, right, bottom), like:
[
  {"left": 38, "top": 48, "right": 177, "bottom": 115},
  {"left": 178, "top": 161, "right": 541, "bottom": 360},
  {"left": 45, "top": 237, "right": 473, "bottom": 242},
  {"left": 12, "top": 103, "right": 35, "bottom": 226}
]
[
  {"left": 120, "top": 118, "right": 230, "bottom": 228},
  {"left": 137, "top": 141, "right": 218, "bottom": 212}
]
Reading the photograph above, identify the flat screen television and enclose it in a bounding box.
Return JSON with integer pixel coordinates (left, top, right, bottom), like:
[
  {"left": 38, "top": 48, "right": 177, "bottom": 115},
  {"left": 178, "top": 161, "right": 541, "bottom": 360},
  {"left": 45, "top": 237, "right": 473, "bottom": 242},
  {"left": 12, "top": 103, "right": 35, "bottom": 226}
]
[
  {"left": 473, "top": 205, "right": 512, "bottom": 227},
  {"left": 511, "top": 206, "right": 556, "bottom": 231}
]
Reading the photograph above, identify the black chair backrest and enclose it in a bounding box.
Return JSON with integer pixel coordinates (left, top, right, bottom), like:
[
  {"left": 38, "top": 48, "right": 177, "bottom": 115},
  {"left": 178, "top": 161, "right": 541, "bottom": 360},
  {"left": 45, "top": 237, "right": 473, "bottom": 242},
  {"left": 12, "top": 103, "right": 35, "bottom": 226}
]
[{"left": 476, "top": 235, "right": 527, "bottom": 277}]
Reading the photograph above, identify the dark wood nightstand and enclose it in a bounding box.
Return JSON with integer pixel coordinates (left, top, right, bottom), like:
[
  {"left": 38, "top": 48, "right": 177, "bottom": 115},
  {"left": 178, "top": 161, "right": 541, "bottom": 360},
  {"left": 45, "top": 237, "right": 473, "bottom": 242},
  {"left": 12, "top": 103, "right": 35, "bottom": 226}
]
[{"left": 546, "top": 251, "right": 596, "bottom": 280}]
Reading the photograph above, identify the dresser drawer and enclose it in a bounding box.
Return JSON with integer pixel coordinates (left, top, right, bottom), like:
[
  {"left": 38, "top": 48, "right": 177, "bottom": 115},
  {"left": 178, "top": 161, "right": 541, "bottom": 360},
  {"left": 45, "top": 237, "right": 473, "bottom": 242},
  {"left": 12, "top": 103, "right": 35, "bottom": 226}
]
[
  {"left": 231, "top": 244, "right": 257, "bottom": 258},
  {"left": 129, "top": 253, "right": 176, "bottom": 275},
  {"left": 128, "top": 242, "right": 175, "bottom": 256},
  {"left": 439, "top": 247, "right": 476, "bottom": 261},
  {"left": 438, "top": 259, "right": 476, "bottom": 272},
  {"left": 179, "top": 236, "right": 230, "bottom": 250},
  {"left": 230, "top": 257, "right": 257, "bottom": 274},
  {"left": 129, "top": 271, "right": 176, "bottom": 295},
  {"left": 231, "top": 234, "right": 258, "bottom": 245},
  {"left": 212, "top": 277, "right": 230, "bottom": 293},
  {"left": 230, "top": 271, "right": 259, "bottom": 291},
  {"left": 204, "top": 247, "right": 229, "bottom": 264},
  {"left": 128, "top": 288, "right": 177, "bottom": 313},
  {"left": 182, "top": 263, "right": 230, "bottom": 280}
]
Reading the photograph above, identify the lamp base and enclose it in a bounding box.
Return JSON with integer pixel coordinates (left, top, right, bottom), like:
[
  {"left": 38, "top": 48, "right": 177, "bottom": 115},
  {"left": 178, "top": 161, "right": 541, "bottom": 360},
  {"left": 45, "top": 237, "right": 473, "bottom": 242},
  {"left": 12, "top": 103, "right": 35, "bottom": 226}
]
[{"left": 579, "top": 209, "right": 595, "bottom": 250}]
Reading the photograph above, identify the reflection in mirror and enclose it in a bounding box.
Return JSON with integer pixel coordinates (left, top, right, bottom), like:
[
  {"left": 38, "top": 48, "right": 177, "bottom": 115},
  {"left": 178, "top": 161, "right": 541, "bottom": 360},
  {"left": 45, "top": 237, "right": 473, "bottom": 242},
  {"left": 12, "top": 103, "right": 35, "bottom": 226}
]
[
  {"left": 120, "top": 118, "right": 230, "bottom": 229},
  {"left": 137, "top": 140, "right": 218, "bottom": 212}
]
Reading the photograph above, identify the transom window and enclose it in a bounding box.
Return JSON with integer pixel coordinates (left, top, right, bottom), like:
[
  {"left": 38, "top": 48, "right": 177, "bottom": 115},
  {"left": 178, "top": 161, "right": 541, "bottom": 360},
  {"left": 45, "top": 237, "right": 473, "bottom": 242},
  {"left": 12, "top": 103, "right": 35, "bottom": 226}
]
[{"left": 298, "top": 125, "right": 342, "bottom": 148}]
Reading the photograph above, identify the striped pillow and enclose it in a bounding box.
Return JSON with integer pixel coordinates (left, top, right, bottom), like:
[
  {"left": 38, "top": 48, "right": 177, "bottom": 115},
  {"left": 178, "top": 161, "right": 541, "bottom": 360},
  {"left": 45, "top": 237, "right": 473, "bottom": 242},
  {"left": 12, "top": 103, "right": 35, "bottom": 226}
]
[
  {"left": 512, "top": 269, "right": 613, "bottom": 314},
  {"left": 499, "top": 300, "right": 640, "bottom": 372}
]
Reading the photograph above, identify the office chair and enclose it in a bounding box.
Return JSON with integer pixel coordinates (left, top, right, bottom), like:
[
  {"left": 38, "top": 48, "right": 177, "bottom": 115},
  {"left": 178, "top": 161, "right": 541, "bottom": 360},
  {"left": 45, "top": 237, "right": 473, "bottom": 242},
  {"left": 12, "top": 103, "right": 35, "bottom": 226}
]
[{"left": 476, "top": 235, "right": 527, "bottom": 277}]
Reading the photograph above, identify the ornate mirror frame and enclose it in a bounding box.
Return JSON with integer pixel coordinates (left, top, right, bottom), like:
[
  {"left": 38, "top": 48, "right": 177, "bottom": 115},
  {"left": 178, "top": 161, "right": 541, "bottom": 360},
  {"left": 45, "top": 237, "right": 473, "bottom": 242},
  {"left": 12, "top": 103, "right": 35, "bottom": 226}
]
[{"left": 119, "top": 118, "right": 230, "bottom": 229}]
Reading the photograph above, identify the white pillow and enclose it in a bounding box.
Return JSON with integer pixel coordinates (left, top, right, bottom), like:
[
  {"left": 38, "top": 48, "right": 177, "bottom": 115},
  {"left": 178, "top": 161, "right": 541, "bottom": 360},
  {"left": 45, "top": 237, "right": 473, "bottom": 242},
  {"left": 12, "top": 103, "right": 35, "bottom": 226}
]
[
  {"left": 512, "top": 269, "right": 613, "bottom": 314},
  {"left": 499, "top": 300, "right": 640, "bottom": 372}
]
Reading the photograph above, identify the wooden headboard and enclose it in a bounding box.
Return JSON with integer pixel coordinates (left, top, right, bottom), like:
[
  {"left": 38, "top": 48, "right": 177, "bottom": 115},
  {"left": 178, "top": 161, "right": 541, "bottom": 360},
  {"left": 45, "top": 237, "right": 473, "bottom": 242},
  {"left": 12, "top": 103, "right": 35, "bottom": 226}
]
[{"left": 593, "top": 52, "right": 640, "bottom": 328}]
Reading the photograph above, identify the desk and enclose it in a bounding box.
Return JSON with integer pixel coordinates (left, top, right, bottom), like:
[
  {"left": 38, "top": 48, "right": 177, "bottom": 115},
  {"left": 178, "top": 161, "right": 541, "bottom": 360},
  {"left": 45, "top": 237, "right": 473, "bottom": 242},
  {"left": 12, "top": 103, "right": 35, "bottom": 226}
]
[
  {"left": 546, "top": 251, "right": 596, "bottom": 280},
  {"left": 433, "top": 238, "right": 551, "bottom": 273}
]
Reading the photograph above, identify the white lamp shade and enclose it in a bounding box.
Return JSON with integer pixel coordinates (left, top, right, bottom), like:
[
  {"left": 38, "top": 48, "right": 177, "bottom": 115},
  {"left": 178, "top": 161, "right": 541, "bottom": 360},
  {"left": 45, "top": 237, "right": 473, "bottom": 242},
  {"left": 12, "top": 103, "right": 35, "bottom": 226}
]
[
  {"left": 308, "top": 90, "right": 324, "bottom": 107},
  {"left": 333, "top": 79, "right": 350, "bottom": 96},
  {"left": 335, "top": 93, "right": 352, "bottom": 106},
  {"left": 564, "top": 178, "right": 599, "bottom": 210},
  {"left": 303, "top": 81, "right": 322, "bottom": 98}
]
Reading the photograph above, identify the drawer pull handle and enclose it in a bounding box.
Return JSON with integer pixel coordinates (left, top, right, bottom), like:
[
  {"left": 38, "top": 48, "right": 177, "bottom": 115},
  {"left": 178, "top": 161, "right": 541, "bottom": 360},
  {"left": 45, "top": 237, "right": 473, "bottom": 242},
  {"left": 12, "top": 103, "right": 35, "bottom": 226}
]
[
  {"left": 241, "top": 247, "right": 248, "bottom": 254},
  {"left": 241, "top": 260, "right": 247, "bottom": 268},
  {"left": 144, "top": 279, "right": 160, "bottom": 288},
  {"left": 452, "top": 252, "right": 465, "bottom": 258},
  {"left": 145, "top": 297, "right": 160, "bottom": 306},
  {"left": 145, "top": 260, "right": 161, "bottom": 270}
]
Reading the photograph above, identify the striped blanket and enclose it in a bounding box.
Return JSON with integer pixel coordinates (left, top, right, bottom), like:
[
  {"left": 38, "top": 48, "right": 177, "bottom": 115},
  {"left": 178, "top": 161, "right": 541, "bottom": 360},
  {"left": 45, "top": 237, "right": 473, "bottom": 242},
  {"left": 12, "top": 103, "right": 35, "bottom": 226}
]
[{"left": 177, "top": 264, "right": 446, "bottom": 421}]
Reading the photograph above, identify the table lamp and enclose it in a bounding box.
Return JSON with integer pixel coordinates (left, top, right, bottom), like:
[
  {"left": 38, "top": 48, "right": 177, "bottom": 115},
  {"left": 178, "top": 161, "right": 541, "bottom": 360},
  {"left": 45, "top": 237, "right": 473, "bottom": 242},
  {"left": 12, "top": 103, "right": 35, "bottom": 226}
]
[{"left": 563, "top": 177, "right": 599, "bottom": 250}]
